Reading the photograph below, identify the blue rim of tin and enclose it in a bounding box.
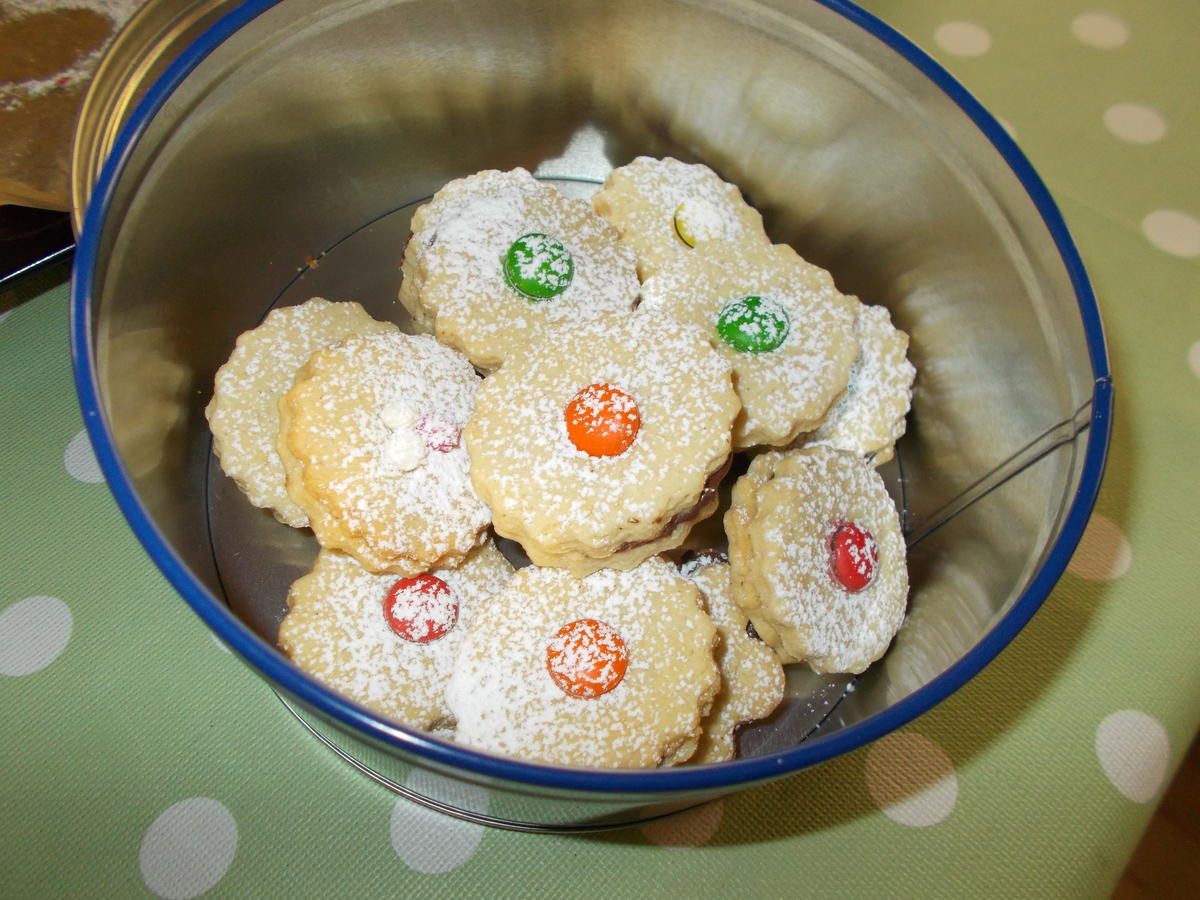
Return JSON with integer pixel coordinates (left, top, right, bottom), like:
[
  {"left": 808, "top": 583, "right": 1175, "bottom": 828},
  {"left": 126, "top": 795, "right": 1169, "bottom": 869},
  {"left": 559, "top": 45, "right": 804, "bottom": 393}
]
[{"left": 71, "top": 0, "right": 1113, "bottom": 795}]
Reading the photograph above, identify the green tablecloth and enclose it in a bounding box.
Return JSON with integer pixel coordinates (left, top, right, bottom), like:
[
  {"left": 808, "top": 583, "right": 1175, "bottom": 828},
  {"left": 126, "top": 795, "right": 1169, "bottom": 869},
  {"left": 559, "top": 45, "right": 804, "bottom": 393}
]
[{"left": 2, "top": 0, "right": 1197, "bottom": 896}]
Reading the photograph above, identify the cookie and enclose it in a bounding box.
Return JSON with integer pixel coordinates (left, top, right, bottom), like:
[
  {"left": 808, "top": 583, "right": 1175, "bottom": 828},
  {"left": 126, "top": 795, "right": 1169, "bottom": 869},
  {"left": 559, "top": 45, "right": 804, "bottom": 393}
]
[
  {"left": 399, "top": 167, "right": 639, "bottom": 372},
  {"left": 725, "top": 446, "right": 908, "bottom": 674},
  {"left": 205, "top": 298, "right": 398, "bottom": 527},
  {"left": 446, "top": 558, "right": 720, "bottom": 768},
  {"left": 795, "top": 302, "right": 915, "bottom": 464},
  {"left": 591, "top": 156, "right": 769, "bottom": 279},
  {"left": 278, "top": 540, "right": 513, "bottom": 730},
  {"left": 278, "top": 330, "right": 490, "bottom": 575},
  {"left": 680, "top": 553, "right": 785, "bottom": 764},
  {"left": 463, "top": 309, "right": 740, "bottom": 576},
  {"left": 640, "top": 240, "right": 859, "bottom": 449}
]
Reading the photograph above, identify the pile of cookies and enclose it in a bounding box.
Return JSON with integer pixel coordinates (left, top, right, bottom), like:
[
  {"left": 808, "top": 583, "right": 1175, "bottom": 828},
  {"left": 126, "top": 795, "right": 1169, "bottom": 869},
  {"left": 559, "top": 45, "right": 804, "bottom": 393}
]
[{"left": 206, "top": 157, "right": 916, "bottom": 769}]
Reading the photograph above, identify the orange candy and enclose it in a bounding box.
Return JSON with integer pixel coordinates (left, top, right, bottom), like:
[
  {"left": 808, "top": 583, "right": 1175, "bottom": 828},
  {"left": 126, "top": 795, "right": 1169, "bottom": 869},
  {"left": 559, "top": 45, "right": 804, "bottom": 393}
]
[
  {"left": 564, "top": 383, "right": 641, "bottom": 457},
  {"left": 545, "top": 618, "right": 629, "bottom": 699}
]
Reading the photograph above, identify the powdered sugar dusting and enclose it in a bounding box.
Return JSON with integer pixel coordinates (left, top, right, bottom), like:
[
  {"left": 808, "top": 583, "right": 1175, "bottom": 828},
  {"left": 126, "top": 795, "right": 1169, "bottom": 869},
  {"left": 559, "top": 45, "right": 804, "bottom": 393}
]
[
  {"left": 682, "top": 557, "right": 785, "bottom": 764},
  {"left": 641, "top": 241, "right": 857, "bottom": 448},
  {"left": 800, "top": 302, "right": 915, "bottom": 464},
  {"left": 208, "top": 159, "right": 920, "bottom": 769},
  {"left": 675, "top": 197, "right": 728, "bottom": 246},
  {"left": 728, "top": 447, "right": 907, "bottom": 674},
  {"left": 447, "top": 559, "right": 720, "bottom": 767},
  {"left": 278, "top": 542, "right": 513, "bottom": 729},
  {"left": 384, "top": 574, "right": 458, "bottom": 644},
  {"left": 206, "top": 298, "right": 397, "bottom": 527},
  {"left": 399, "top": 168, "right": 639, "bottom": 371},
  {"left": 380, "top": 402, "right": 427, "bottom": 472},
  {"left": 381, "top": 399, "right": 420, "bottom": 430},
  {"left": 505, "top": 233, "right": 574, "bottom": 296},
  {"left": 415, "top": 410, "right": 461, "bottom": 453},
  {"left": 545, "top": 619, "right": 628, "bottom": 699},
  {"left": 592, "top": 156, "right": 769, "bottom": 278},
  {"left": 280, "top": 330, "right": 490, "bottom": 573},
  {"left": 464, "top": 310, "right": 739, "bottom": 571}
]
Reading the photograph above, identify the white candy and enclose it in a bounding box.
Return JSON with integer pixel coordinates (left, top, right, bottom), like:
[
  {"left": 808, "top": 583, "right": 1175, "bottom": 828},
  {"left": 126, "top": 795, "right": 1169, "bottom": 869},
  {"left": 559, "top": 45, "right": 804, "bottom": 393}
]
[{"left": 381, "top": 429, "right": 426, "bottom": 472}]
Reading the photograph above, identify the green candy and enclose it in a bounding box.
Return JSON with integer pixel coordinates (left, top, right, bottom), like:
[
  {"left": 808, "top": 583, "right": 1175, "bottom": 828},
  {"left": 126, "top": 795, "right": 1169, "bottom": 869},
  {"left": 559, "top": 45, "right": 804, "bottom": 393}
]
[
  {"left": 501, "top": 233, "right": 574, "bottom": 300},
  {"left": 715, "top": 295, "right": 791, "bottom": 353}
]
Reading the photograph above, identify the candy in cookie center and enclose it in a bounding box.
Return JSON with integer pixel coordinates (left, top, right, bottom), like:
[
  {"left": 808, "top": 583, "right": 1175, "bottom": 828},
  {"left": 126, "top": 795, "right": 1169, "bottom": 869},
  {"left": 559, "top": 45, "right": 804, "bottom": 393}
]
[
  {"left": 564, "top": 382, "right": 641, "bottom": 457},
  {"left": 415, "top": 410, "right": 461, "bottom": 452},
  {"left": 673, "top": 197, "right": 727, "bottom": 247},
  {"left": 379, "top": 400, "right": 461, "bottom": 471},
  {"left": 545, "top": 618, "right": 628, "bottom": 699},
  {"left": 828, "top": 521, "right": 878, "bottom": 593},
  {"left": 715, "top": 294, "right": 791, "bottom": 354},
  {"left": 502, "top": 232, "right": 574, "bottom": 300},
  {"left": 383, "top": 573, "right": 458, "bottom": 643}
]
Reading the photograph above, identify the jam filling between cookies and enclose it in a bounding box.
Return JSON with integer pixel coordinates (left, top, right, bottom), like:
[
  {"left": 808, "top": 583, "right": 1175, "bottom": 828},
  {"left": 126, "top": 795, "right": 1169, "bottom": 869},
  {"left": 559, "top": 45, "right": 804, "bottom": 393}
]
[
  {"left": 384, "top": 573, "right": 459, "bottom": 643},
  {"left": 612, "top": 456, "right": 731, "bottom": 554},
  {"left": 564, "top": 382, "right": 641, "bottom": 457},
  {"left": 715, "top": 295, "right": 791, "bottom": 354},
  {"left": 827, "top": 521, "right": 878, "bottom": 593},
  {"left": 502, "top": 232, "right": 575, "bottom": 300},
  {"left": 545, "top": 618, "right": 629, "bottom": 699}
]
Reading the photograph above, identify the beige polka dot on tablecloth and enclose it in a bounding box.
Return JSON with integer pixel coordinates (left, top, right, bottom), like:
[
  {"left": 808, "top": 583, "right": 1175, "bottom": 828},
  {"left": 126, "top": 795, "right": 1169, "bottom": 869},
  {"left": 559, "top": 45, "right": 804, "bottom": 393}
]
[
  {"left": 640, "top": 800, "right": 724, "bottom": 848},
  {"left": 1067, "top": 513, "right": 1132, "bottom": 581},
  {"left": 1103, "top": 102, "right": 1167, "bottom": 144},
  {"left": 934, "top": 21, "right": 991, "bottom": 57},
  {"left": 1070, "top": 12, "right": 1130, "bottom": 49},
  {"left": 865, "top": 732, "right": 958, "bottom": 827},
  {"left": 1142, "top": 209, "right": 1200, "bottom": 258}
]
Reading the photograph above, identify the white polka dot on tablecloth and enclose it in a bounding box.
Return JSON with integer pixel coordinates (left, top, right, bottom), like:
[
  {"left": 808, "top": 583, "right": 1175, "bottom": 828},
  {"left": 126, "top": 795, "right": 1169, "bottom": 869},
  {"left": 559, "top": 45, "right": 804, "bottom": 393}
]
[
  {"left": 1142, "top": 209, "right": 1200, "bottom": 258},
  {"left": 64, "top": 429, "right": 104, "bottom": 483},
  {"left": 864, "top": 732, "right": 958, "bottom": 827},
  {"left": 0, "top": 595, "right": 72, "bottom": 676},
  {"left": 640, "top": 799, "right": 724, "bottom": 848},
  {"left": 1071, "top": 12, "right": 1130, "bottom": 48},
  {"left": 1103, "top": 102, "right": 1167, "bottom": 144},
  {"left": 1188, "top": 341, "right": 1200, "bottom": 379},
  {"left": 934, "top": 21, "right": 991, "bottom": 57},
  {"left": 390, "top": 770, "right": 487, "bottom": 874},
  {"left": 405, "top": 768, "right": 490, "bottom": 816},
  {"left": 139, "top": 798, "right": 237, "bottom": 900},
  {"left": 1095, "top": 710, "right": 1169, "bottom": 803},
  {"left": 1067, "top": 512, "right": 1132, "bottom": 581}
]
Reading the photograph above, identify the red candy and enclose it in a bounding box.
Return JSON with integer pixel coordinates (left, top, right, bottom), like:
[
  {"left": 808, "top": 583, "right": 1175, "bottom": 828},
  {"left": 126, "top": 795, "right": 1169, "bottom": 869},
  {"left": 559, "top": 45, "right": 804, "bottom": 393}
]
[
  {"left": 383, "top": 574, "right": 458, "bottom": 643},
  {"left": 564, "top": 383, "right": 641, "bottom": 457},
  {"left": 828, "top": 521, "right": 878, "bottom": 592},
  {"left": 416, "top": 411, "right": 460, "bottom": 452},
  {"left": 545, "top": 618, "right": 629, "bottom": 699}
]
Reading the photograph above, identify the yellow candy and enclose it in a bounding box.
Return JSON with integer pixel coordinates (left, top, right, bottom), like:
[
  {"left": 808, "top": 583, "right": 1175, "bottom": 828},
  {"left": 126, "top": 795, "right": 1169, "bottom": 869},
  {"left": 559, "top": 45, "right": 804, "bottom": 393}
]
[{"left": 673, "top": 198, "right": 727, "bottom": 248}]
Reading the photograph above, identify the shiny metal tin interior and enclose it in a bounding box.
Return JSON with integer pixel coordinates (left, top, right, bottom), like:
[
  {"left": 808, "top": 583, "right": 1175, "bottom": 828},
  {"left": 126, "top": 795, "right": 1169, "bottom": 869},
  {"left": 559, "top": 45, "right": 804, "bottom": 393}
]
[
  {"left": 70, "top": 0, "right": 235, "bottom": 232},
  {"left": 71, "top": 0, "right": 1111, "bottom": 830}
]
